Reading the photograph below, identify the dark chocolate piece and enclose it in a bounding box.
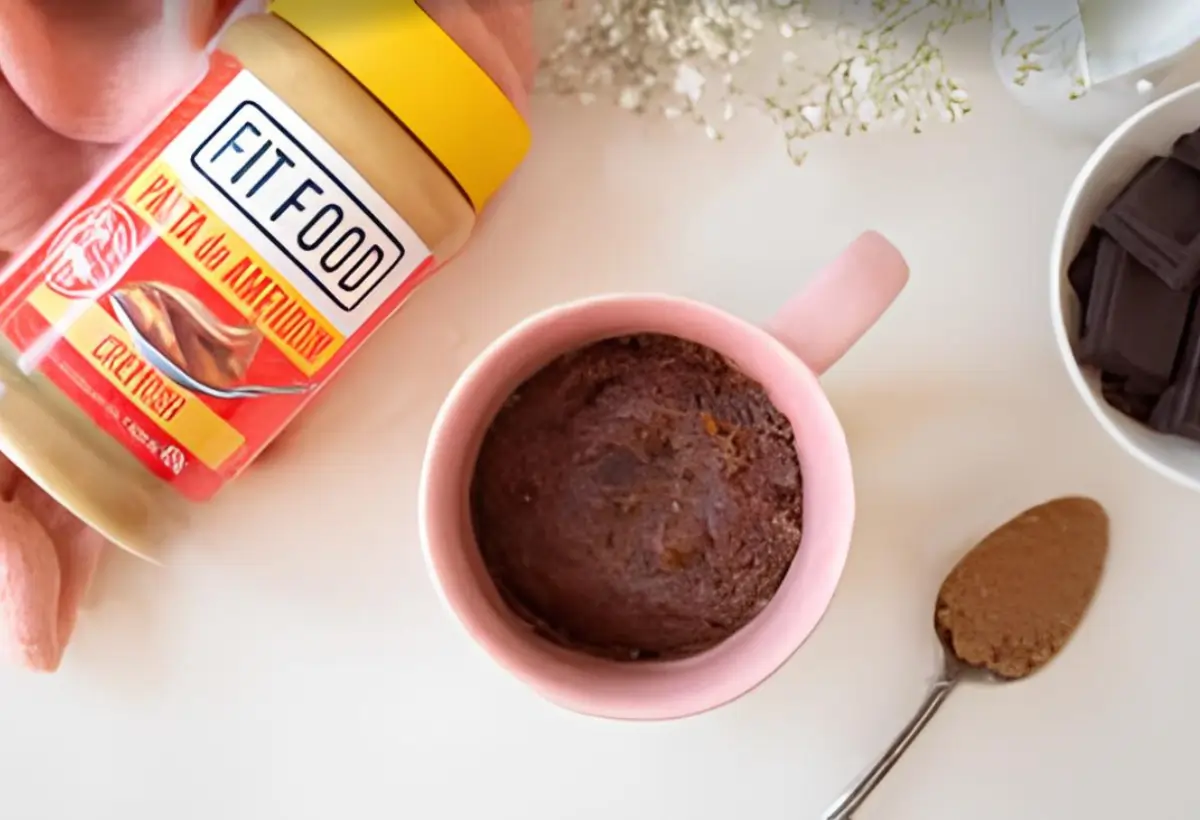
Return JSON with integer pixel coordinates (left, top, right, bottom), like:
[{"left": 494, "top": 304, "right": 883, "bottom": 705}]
[
  {"left": 1079, "top": 236, "right": 1193, "bottom": 386},
  {"left": 1172, "top": 130, "right": 1200, "bottom": 173},
  {"left": 1097, "top": 157, "right": 1200, "bottom": 290},
  {"left": 1117, "top": 155, "right": 1169, "bottom": 200},
  {"left": 1068, "top": 229, "right": 1102, "bottom": 322},
  {"left": 1078, "top": 158, "right": 1163, "bottom": 321},
  {"left": 1100, "top": 372, "right": 1161, "bottom": 423},
  {"left": 1151, "top": 301, "right": 1200, "bottom": 442}
]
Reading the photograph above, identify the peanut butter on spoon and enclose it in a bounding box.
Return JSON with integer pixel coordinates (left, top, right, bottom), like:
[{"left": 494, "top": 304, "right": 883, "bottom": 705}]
[
  {"left": 936, "top": 496, "right": 1108, "bottom": 679},
  {"left": 825, "top": 497, "right": 1109, "bottom": 820}
]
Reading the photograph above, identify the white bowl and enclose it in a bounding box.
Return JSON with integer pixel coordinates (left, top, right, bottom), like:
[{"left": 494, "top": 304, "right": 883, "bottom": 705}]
[{"left": 1051, "top": 79, "right": 1200, "bottom": 492}]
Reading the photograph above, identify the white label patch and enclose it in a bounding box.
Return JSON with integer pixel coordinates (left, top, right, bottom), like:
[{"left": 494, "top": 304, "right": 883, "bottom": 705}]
[{"left": 159, "top": 71, "right": 429, "bottom": 335}]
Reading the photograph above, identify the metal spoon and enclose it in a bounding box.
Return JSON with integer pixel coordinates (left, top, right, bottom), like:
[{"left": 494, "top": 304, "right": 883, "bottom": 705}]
[
  {"left": 822, "top": 633, "right": 993, "bottom": 819},
  {"left": 823, "top": 496, "right": 1109, "bottom": 820}
]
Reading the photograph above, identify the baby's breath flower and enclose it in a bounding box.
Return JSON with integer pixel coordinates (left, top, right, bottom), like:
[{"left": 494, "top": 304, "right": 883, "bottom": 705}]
[{"left": 539, "top": 1, "right": 1069, "bottom": 164}]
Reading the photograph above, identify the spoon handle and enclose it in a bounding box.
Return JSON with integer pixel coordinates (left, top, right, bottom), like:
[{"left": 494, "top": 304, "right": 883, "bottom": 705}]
[{"left": 822, "top": 669, "right": 961, "bottom": 819}]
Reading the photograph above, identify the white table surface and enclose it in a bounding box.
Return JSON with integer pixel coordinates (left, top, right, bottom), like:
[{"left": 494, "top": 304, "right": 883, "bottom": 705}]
[{"left": 3, "top": 23, "right": 1200, "bottom": 820}]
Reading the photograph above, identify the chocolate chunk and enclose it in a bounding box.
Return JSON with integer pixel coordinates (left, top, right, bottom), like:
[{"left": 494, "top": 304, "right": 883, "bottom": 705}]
[
  {"left": 1097, "top": 157, "right": 1200, "bottom": 290},
  {"left": 1151, "top": 304, "right": 1200, "bottom": 442},
  {"left": 1100, "top": 372, "right": 1161, "bottom": 423},
  {"left": 1079, "top": 237, "right": 1194, "bottom": 385},
  {"left": 1118, "top": 155, "right": 1169, "bottom": 198},
  {"left": 1172, "top": 130, "right": 1200, "bottom": 172},
  {"left": 1076, "top": 159, "right": 1162, "bottom": 322},
  {"left": 1068, "top": 229, "right": 1102, "bottom": 322}
]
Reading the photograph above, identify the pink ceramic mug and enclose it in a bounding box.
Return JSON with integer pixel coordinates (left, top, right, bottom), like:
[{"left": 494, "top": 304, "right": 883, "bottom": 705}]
[{"left": 419, "top": 231, "right": 909, "bottom": 720}]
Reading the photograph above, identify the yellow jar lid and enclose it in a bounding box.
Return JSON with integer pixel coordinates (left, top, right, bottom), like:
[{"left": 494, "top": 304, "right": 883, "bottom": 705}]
[{"left": 269, "top": 0, "right": 530, "bottom": 212}]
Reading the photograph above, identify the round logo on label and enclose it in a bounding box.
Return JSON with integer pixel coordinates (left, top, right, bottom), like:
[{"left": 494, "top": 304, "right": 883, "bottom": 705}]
[
  {"left": 42, "top": 202, "right": 139, "bottom": 300},
  {"left": 160, "top": 445, "right": 186, "bottom": 477}
]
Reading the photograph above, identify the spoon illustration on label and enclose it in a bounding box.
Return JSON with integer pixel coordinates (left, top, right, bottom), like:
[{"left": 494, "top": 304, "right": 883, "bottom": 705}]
[{"left": 109, "top": 281, "right": 312, "bottom": 400}]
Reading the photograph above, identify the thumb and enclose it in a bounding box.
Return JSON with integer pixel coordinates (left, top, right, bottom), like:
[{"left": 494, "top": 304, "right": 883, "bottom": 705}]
[
  {"left": 417, "top": 0, "right": 534, "bottom": 116},
  {"left": 0, "top": 0, "right": 256, "bottom": 145}
]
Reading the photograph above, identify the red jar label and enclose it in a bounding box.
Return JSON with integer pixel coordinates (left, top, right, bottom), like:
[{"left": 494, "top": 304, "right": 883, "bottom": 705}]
[{"left": 0, "top": 53, "right": 436, "bottom": 501}]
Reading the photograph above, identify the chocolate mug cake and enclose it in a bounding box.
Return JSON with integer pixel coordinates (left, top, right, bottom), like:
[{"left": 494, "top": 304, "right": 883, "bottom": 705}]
[{"left": 469, "top": 333, "right": 804, "bottom": 661}]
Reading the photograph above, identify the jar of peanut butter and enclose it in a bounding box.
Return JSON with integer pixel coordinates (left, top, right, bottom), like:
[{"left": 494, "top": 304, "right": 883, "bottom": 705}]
[{"left": 0, "top": 0, "right": 529, "bottom": 558}]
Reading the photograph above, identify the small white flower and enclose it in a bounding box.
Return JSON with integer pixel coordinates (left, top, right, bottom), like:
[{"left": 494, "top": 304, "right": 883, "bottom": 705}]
[
  {"left": 782, "top": 49, "right": 798, "bottom": 64},
  {"left": 663, "top": 106, "right": 683, "bottom": 119},
  {"left": 848, "top": 56, "right": 875, "bottom": 90},
  {"left": 674, "top": 63, "right": 707, "bottom": 103},
  {"left": 723, "top": 102, "right": 735, "bottom": 121},
  {"left": 692, "top": 21, "right": 728, "bottom": 60},
  {"left": 789, "top": 11, "right": 812, "bottom": 29},
  {"left": 619, "top": 87, "right": 642, "bottom": 109},
  {"left": 800, "top": 105, "right": 824, "bottom": 129},
  {"left": 704, "top": 124, "right": 720, "bottom": 140},
  {"left": 585, "top": 64, "right": 613, "bottom": 85},
  {"left": 647, "top": 8, "right": 669, "bottom": 43},
  {"left": 779, "top": 22, "right": 795, "bottom": 38}
]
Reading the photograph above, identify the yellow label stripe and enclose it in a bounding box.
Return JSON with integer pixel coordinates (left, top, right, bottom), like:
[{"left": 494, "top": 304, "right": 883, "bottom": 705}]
[
  {"left": 28, "top": 285, "right": 244, "bottom": 470},
  {"left": 121, "top": 159, "right": 345, "bottom": 376}
]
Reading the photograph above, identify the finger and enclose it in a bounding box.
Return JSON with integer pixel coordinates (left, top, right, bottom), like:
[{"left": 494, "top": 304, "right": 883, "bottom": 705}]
[
  {"left": 0, "top": 454, "right": 23, "bottom": 501},
  {"left": 0, "top": 0, "right": 248, "bottom": 144},
  {"left": 54, "top": 529, "right": 103, "bottom": 646},
  {"left": 14, "top": 478, "right": 105, "bottom": 647},
  {"left": 0, "top": 75, "right": 110, "bottom": 253},
  {"left": 418, "top": 0, "right": 534, "bottom": 116},
  {"left": 461, "top": 0, "right": 536, "bottom": 93},
  {"left": 0, "top": 496, "right": 61, "bottom": 672}
]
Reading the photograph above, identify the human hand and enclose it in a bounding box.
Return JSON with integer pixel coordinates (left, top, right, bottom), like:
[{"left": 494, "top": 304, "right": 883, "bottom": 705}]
[
  {"left": 0, "top": 0, "right": 535, "bottom": 671},
  {"left": 0, "top": 0, "right": 534, "bottom": 259}
]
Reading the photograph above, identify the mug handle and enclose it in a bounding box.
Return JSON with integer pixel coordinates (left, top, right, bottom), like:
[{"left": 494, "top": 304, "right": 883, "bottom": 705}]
[{"left": 765, "top": 231, "right": 909, "bottom": 376}]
